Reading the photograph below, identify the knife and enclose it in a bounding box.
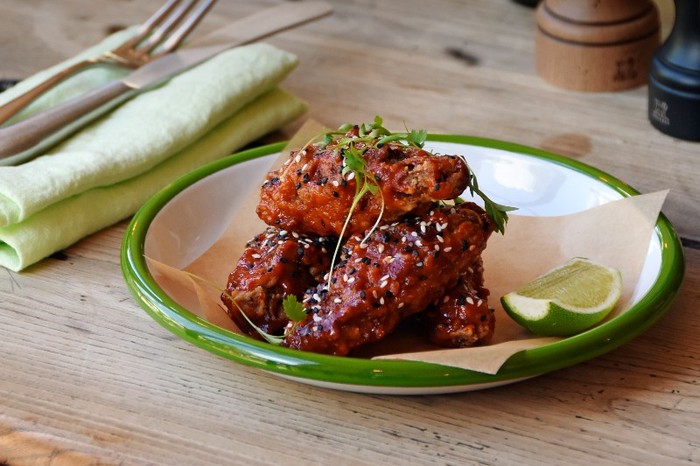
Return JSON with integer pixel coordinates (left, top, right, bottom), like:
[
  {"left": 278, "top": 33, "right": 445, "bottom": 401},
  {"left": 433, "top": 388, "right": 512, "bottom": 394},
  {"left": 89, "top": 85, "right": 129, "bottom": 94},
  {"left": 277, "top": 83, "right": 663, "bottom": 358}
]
[{"left": 0, "top": 1, "right": 332, "bottom": 163}]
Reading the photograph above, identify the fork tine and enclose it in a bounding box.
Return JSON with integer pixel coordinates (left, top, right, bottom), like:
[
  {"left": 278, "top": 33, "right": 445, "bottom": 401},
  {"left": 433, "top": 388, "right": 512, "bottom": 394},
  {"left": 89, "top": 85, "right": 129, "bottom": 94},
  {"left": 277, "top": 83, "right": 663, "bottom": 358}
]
[
  {"left": 159, "top": 0, "right": 218, "bottom": 53},
  {"left": 123, "top": 0, "right": 184, "bottom": 48},
  {"left": 139, "top": 0, "right": 199, "bottom": 53}
]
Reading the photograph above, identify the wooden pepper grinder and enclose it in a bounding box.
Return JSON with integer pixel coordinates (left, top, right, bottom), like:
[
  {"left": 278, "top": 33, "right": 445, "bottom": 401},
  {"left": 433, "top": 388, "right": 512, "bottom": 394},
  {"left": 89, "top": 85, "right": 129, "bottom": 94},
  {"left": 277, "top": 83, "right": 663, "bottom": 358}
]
[{"left": 535, "top": 0, "right": 661, "bottom": 92}]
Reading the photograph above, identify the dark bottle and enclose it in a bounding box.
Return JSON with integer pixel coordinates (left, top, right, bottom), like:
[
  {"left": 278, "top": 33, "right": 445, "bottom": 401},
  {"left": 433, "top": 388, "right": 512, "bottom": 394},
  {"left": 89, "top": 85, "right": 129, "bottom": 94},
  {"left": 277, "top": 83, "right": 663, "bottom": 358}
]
[{"left": 648, "top": 0, "right": 700, "bottom": 141}]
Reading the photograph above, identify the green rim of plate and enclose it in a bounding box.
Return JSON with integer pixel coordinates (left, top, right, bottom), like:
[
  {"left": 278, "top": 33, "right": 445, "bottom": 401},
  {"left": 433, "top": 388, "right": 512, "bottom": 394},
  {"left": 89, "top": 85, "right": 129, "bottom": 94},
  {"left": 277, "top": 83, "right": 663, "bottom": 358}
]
[{"left": 121, "top": 134, "right": 685, "bottom": 389}]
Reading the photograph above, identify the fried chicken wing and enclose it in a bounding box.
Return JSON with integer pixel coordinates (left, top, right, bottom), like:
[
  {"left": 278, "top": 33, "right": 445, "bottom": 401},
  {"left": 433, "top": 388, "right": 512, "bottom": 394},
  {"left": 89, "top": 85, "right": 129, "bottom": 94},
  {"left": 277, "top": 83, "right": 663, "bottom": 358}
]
[
  {"left": 256, "top": 128, "right": 470, "bottom": 237},
  {"left": 422, "top": 258, "right": 495, "bottom": 348},
  {"left": 281, "top": 202, "right": 494, "bottom": 355},
  {"left": 221, "top": 227, "right": 334, "bottom": 337}
]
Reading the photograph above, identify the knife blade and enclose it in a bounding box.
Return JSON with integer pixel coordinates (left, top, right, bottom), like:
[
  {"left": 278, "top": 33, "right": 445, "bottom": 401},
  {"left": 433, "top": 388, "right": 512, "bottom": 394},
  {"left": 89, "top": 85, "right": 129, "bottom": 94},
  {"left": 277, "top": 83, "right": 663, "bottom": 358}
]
[{"left": 0, "top": 1, "right": 332, "bottom": 163}]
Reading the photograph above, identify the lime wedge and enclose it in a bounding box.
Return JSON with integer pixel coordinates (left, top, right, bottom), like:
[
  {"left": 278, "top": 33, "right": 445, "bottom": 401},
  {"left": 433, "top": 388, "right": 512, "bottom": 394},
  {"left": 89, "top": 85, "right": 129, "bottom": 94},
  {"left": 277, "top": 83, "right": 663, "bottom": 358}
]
[{"left": 501, "top": 257, "right": 622, "bottom": 337}]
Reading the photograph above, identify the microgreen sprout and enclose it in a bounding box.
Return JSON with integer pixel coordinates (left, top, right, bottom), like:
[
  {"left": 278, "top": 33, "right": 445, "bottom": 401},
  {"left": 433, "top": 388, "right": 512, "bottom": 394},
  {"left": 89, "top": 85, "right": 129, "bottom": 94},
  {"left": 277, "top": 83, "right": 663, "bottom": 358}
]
[{"left": 465, "top": 171, "right": 516, "bottom": 235}]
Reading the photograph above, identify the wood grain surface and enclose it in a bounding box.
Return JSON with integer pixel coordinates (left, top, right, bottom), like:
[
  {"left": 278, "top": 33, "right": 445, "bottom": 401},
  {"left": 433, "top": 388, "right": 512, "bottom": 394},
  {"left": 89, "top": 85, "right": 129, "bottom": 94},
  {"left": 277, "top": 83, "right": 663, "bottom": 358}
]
[{"left": 1, "top": 1, "right": 698, "bottom": 465}]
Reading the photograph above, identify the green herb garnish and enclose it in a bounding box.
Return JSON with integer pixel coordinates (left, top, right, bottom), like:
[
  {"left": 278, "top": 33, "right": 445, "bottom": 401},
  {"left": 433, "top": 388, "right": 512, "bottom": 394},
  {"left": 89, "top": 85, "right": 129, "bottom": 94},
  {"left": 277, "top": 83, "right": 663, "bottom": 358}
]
[
  {"left": 282, "top": 294, "right": 307, "bottom": 322},
  {"left": 465, "top": 171, "right": 516, "bottom": 234}
]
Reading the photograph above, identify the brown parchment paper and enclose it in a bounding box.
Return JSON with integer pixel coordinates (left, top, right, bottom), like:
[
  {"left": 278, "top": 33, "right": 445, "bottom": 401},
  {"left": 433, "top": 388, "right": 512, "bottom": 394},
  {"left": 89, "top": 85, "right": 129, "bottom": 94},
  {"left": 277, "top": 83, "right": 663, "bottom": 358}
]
[{"left": 147, "top": 122, "right": 668, "bottom": 375}]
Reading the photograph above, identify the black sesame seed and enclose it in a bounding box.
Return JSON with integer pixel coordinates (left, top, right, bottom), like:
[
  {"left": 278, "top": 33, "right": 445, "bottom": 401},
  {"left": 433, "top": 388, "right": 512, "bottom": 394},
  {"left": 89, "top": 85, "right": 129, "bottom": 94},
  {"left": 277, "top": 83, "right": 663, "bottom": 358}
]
[
  {"left": 433, "top": 183, "right": 440, "bottom": 191},
  {"left": 372, "top": 302, "right": 382, "bottom": 308},
  {"left": 295, "top": 183, "right": 302, "bottom": 190},
  {"left": 385, "top": 290, "right": 393, "bottom": 298},
  {"left": 360, "top": 291, "right": 367, "bottom": 299},
  {"left": 361, "top": 257, "right": 371, "bottom": 264},
  {"left": 457, "top": 296, "right": 467, "bottom": 306},
  {"left": 461, "top": 239, "right": 469, "bottom": 251},
  {"left": 332, "top": 191, "right": 339, "bottom": 198},
  {"left": 480, "top": 315, "right": 487, "bottom": 321},
  {"left": 433, "top": 251, "right": 440, "bottom": 259},
  {"left": 303, "top": 173, "right": 310, "bottom": 183},
  {"left": 279, "top": 257, "right": 289, "bottom": 264}
]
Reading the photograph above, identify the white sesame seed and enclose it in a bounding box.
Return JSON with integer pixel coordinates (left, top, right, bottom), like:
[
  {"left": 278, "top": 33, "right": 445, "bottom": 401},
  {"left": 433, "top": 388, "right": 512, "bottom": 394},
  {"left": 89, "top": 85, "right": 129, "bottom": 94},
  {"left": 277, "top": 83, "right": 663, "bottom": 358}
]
[
  {"left": 443, "top": 295, "right": 450, "bottom": 303},
  {"left": 334, "top": 298, "right": 342, "bottom": 304},
  {"left": 372, "top": 290, "right": 378, "bottom": 299},
  {"left": 346, "top": 171, "right": 355, "bottom": 181},
  {"left": 313, "top": 314, "right": 322, "bottom": 322},
  {"left": 411, "top": 231, "right": 418, "bottom": 237},
  {"left": 443, "top": 247, "right": 452, "bottom": 252},
  {"left": 360, "top": 242, "right": 368, "bottom": 249},
  {"left": 380, "top": 297, "right": 385, "bottom": 305},
  {"left": 436, "top": 235, "right": 444, "bottom": 243},
  {"left": 380, "top": 274, "right": 390, "bottom": 282},
  {"left": 380, "top": 281, "right": 388, "bottom": 288},
  {"left": 434, "top": 244, "right": 440, "bottom": 251},
  {"left": 415, "top": 240, "right": 423, "bottom": 247},
  {"left": 292, "top": 232, "right": 299, "bottom": 239},
  {"left": 466, "top": 297, "right": 474, "bottom": 305},
  {"left": 469, "top": 245, "right": 476, "bottom": 251},
  {"left": 398, "top": 302, "right": 405, "bottom": 309},
  {"left": 348, "top": 277, "right": 355, "bottom": 284},
  {"left": 378, "top": 244, "right": 385, "bottom": 253},
  {"left": 295, "top": 154, "right": 301, "bottom": 163},
  {"left": 301, "top": 163, "right": 308, "bottom": 171},
  {"left": 332, "top": 180, "right": 339, "bottom": 187},
  {"left": 251, "top": 253, "right": 261, "bottom": 259}
]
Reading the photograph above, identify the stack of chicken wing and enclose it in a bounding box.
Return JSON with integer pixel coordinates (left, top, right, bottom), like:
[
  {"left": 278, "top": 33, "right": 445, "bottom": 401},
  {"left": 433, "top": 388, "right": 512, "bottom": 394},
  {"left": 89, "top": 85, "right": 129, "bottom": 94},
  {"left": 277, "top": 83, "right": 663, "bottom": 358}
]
[{"left": 221, "top": 125, "right": 496, "bottom": 356}]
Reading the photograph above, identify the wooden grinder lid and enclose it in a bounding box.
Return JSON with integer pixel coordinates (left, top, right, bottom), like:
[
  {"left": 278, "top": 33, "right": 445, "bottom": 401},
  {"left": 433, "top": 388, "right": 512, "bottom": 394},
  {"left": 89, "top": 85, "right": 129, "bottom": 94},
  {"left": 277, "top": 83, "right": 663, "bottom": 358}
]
[{"left": 536, "top": 0, "right": 661, "bottom": 91}]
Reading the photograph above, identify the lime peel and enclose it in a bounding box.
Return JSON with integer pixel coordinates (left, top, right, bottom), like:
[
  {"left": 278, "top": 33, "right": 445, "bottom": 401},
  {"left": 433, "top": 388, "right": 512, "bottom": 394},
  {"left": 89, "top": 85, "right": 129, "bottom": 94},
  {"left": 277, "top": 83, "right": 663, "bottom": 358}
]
[{"left": 501, "top": 257, "right": 622, "bottom": 337}]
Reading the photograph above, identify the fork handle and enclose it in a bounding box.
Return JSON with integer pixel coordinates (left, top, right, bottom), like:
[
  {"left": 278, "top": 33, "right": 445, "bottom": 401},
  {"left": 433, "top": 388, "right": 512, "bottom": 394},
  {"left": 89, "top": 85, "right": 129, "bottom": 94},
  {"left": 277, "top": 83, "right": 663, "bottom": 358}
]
[
  {"left": 0, "top": 80, "right": 132, "bottom": 159},
  {"left": 0, "top": 58, "right": 99, "bottom": 126}
]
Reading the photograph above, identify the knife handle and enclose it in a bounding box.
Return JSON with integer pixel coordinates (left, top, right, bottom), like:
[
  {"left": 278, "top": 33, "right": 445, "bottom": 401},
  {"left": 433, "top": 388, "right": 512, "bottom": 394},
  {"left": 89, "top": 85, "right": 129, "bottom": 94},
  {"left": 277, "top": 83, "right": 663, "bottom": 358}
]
[{"left": 0, "top": 81, "right": 131, "bottom": 160}]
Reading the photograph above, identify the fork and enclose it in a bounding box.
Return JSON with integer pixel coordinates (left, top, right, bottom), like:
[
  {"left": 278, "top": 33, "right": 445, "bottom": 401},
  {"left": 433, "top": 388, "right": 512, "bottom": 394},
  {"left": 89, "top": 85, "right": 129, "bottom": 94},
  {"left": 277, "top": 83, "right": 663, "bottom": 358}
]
[{"left": 0, "top": 0, "right": 217, "bottom": 126}]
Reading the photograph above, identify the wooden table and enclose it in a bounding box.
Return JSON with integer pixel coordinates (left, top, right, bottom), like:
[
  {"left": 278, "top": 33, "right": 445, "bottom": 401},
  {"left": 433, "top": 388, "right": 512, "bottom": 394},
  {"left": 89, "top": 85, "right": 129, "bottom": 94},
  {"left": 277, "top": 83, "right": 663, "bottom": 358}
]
[{"left": 2, "top": 1, "right": 698, "bottom": 464}]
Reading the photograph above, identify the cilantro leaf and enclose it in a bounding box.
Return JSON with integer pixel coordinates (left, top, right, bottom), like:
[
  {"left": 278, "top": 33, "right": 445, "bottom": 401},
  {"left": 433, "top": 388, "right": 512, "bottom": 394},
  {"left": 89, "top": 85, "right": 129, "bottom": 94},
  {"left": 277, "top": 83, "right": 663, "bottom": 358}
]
[{"left": 282, "top": 295, "right": 307, "bottom": 322}]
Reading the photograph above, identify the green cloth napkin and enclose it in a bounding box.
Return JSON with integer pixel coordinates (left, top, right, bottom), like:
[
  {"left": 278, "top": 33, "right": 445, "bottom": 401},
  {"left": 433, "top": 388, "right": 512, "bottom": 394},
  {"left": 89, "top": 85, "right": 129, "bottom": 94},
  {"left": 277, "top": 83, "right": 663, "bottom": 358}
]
[{"left": 0, "top": 34, "right": 307, "bottom": 272}]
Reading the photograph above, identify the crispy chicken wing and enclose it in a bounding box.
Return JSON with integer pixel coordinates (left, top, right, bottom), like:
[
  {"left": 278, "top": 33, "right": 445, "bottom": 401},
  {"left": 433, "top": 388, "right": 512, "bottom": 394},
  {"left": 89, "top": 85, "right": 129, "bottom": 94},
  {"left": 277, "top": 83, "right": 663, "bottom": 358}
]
[
  {"left": 422, "top": 258, "right": 495, "bottom": 348},
  {"left": 221, "top": 227, "right": 334, "bottom": 337},
  {"left": 256, "top": 128, "right": 470, "bottom": 237},
  {"left": 282, "top": 202, "right": 494, "bottom": 355}
]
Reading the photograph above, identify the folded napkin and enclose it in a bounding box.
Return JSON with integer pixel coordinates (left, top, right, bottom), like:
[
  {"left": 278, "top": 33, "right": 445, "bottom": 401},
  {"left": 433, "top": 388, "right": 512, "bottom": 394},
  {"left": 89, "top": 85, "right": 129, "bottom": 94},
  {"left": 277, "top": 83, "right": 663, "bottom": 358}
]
[{"left": 0, "top": 32, "right": 307, "bottom": 272}]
